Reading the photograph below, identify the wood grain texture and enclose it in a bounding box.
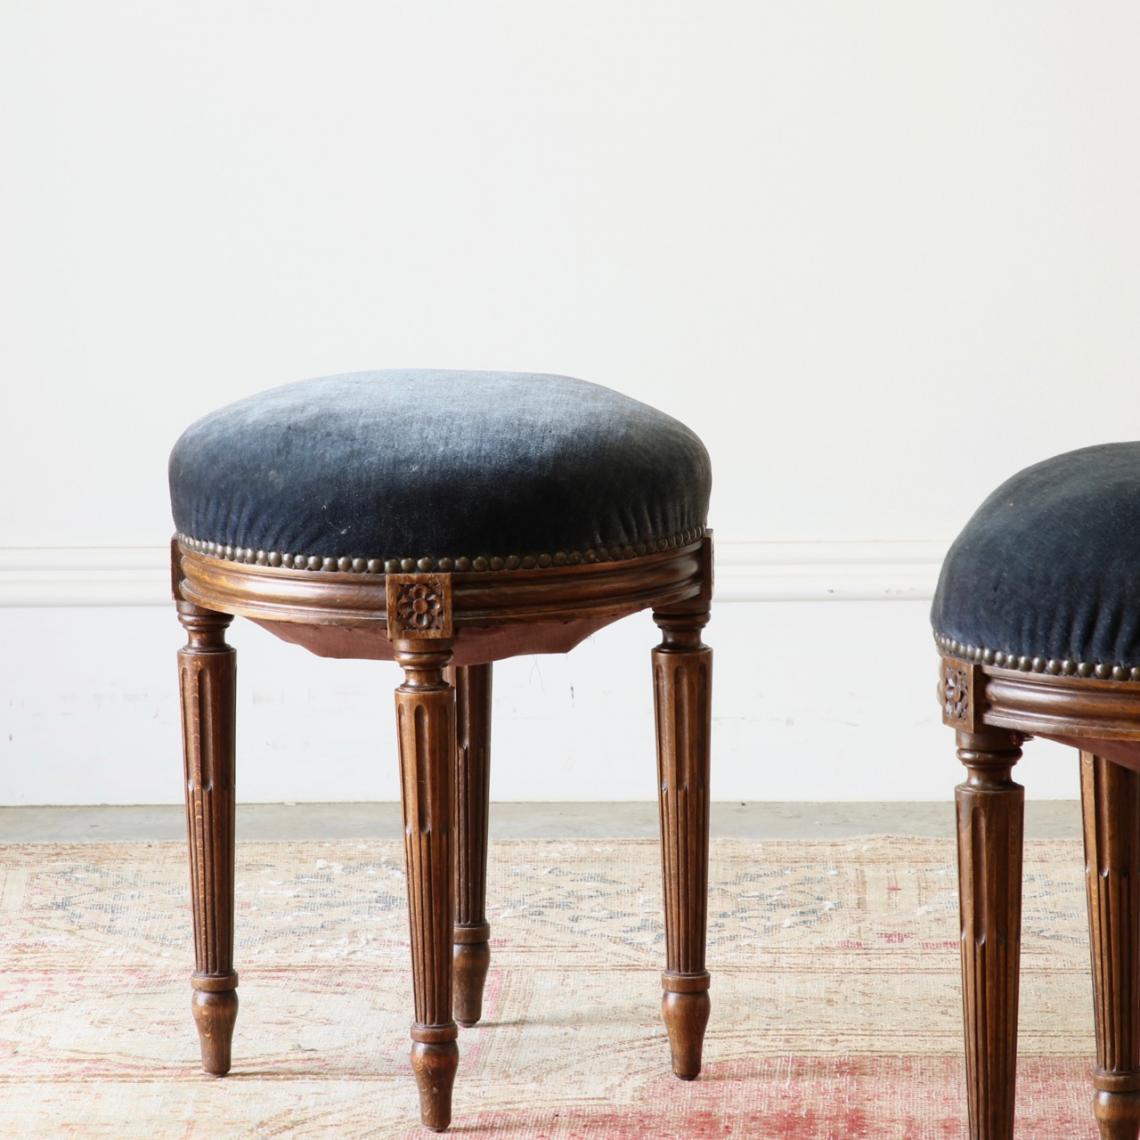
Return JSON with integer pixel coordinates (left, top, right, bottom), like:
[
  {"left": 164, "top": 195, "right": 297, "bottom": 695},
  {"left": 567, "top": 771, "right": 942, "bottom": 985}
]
[
  {"left": 1094, "top": 1091, "right": 1140, "bottom": 1140},
  {"left": 449, "top": 664, "right": 492, "bottom": 1028},
  {"left": 981, "top": 668, "right": 1140, "bottom": 752},
  {"left": 653, "top": 598, "right": 712, "bottom": 1080},
  {"left": 955, "top": 728, "right": 1024, "bottom": 1140},
  {"left": 395, "top": 640, "right": 459, "bottom": 1132},
  {"left": 1082, "top": 752, "right": 1140, "bottom": 1139},
  {"left": 177, "top": 601, "right": 239, "bottom": 1076},
  {"left": 176, "top": 540, "right": 705, "bottom": 661},
  {"left": 250, "top": 613, "right": 620, "bottom": 667}
]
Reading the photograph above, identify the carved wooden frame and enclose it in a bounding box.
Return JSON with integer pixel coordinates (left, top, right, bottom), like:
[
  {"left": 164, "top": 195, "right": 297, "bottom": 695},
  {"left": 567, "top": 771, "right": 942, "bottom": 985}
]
[
  {"left": 941, "top": 654, "right": 1140, "bottom": 748},
  {"left": 939, "top": 650, "right": 1140, "bottom": 1140},
  {"left": 174, "top": 533, "right": 714, "bottom": 1133},
  {"left": 175, "top": 537, "right": 705, "bottom": 639}
]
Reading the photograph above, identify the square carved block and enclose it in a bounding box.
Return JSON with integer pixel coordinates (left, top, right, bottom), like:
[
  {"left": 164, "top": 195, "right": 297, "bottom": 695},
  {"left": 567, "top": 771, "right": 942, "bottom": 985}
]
[
  {"left": 940, "top": 656, "right": 981, "bottom": 731},
  {"left": 386, "top": 573, "right": 454, "bottom": 639}
]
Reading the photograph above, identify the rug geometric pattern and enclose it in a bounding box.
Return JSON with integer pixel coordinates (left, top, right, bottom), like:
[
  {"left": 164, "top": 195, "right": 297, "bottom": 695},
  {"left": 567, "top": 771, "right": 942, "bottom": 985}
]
[{"left": 0, "top": 838, "right": 1098, "bottom": 1137}]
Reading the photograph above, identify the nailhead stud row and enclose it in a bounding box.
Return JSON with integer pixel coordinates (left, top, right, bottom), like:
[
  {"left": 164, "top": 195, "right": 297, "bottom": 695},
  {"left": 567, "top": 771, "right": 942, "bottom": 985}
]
[
  {"left": 935, "top": 632, "right": 1140, "bottom": 682},
  {"left": 177, "top": 526, "right": 706, "bottom": 575}
]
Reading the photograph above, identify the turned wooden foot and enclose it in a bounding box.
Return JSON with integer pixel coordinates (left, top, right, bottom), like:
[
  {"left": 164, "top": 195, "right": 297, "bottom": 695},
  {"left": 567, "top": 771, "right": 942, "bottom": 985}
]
[
  {"left": 1083, "top": 752, "right": 1140, "bottom": 1140},
  {"left": 177, "top": 602, "right": 239, "bottom": 1076},
  {"left": 411, "top": 1035, "right": 461, "bottom": 1132},
  {"left": 396, "top": 640, "right": 460, "bottom": 1131},
  {"left": 653, "top": 599, "right": 712, "bottom": 1080},
  {"left": 452, "top": 930, "right": 490, "bottom": 1029},
  {"left": 955, "top": 728, "right": 1024, "bottom": 1140},
  {"left": 1095, "top": 1091, "right": 1140, "bottom": 1140},
  {"left": 191, "top": 988, "right": 239, "bottom": 1075},
  {"left": 450, "top": 663, "right": 492, "bottom": 1028},
  {"left": 661, "top": 986, "right": 711, "bottom": 1080},
  {"left": 1094, "top": 1085, "right": 1140, "bottom": 1140}
]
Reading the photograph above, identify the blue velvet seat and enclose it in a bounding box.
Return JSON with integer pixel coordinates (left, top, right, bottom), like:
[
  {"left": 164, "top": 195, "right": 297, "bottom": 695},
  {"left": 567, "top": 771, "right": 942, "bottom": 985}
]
[
  {"left": 931, "top": 443, "right": 1140, "bottom": 676},
  {"left": 169, "top": 370, "right": 711, "bottom": 573}
]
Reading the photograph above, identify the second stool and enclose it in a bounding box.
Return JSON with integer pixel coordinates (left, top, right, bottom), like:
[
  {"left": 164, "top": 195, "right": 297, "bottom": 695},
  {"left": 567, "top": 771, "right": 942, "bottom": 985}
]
[{"left": 933, "top": 443, "right": 1140, "bottom": 1140}]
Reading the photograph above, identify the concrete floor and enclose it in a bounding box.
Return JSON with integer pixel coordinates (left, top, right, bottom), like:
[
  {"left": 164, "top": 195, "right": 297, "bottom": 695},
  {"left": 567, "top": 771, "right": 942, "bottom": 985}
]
[{"left": 0, "top": 800, "right": 1082, "bottom": 843}]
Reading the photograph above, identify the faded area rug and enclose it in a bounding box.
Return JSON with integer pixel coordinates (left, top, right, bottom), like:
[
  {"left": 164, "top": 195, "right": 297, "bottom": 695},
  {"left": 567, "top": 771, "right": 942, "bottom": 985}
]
[{"left": 0, "top": 837, "right": 1099, "bottom": 1138}]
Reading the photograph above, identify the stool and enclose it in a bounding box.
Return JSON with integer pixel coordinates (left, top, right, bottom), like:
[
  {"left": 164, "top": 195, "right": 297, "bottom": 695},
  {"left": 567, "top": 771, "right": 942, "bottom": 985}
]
[
  {"left": 168, "top": 369, "right": 714, "bottom": 1132},
  {"left": 932, "top": 443, "right": 1140, "bottom": 1139}
]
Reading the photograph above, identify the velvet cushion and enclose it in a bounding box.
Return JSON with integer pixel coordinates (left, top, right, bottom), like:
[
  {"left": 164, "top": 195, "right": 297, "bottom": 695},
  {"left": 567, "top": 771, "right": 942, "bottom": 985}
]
[
  {"left": 169, "top": 370, "right": 711, "bottom": 570},
  {"left": 931, "top": 443, "right": 1140, "bottom": 672}
]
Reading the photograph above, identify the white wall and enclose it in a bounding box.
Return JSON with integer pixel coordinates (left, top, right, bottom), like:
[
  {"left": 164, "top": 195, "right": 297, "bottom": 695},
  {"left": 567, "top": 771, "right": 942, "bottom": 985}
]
[{"left": 3, "top": 2, "right": 1137, "bottom": 803}]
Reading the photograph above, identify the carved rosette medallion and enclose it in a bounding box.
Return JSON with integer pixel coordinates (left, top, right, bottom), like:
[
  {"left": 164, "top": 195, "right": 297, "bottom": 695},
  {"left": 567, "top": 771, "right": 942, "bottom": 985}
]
[
  {"left": 386, "top": 573, "right": 454, "bottom": 639},
  {"left": 399, "top": 583, "right": 443, "bottom": 630},
  {"left": 943, "top": 664, "right": 969, "bottom": 720},
  {"left": 940, "top": 657, "right": 978, "bottom": 729}
]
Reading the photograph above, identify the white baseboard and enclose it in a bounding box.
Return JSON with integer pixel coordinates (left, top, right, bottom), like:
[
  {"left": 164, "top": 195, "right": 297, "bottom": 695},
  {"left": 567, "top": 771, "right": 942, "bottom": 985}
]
[
  {"left": 0, "top": 547, "right": 171, "bottom": 607},
  {"left": 0, "top": 539, "right": 947, "bottom": 607},
  {"left": 713, "top": 539, "right": 944, "bottom": 602}
]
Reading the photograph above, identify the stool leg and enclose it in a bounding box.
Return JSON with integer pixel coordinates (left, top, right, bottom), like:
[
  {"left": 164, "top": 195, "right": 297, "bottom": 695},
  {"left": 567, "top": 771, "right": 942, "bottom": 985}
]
[
  {"left": 1082, "top": 751, "right": 1140, "bottom": 1139},
  {"left": 450, "top": 664, "right": 492, "bottom": 1028},
  {"left": 177, "top": 602, "right": 239, "bottom": 1075},
  {"left": 395, "top": 641, "right": 459, "bottom": 1132},
  {"left": 652, "top": 600, "right": 712, "bottom": 1079},
  {"left": 956, "top": 728, "right": 1024, "bottom": 1140}
]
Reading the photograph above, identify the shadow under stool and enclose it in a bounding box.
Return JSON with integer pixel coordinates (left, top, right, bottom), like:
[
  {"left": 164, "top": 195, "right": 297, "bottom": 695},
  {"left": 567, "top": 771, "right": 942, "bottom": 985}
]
[
  {"left": 167, "top": 369, "right": 714, "bottom": 1132},
  {"left": 932, "top": 443, "right": 1140, "bottom": 1140}
]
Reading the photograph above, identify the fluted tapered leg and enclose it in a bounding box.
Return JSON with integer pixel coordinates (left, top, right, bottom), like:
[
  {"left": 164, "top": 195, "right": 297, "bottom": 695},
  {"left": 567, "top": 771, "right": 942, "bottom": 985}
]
[
  {"left": 449, "top": 664, "right": 492, "bottom": 1027},
  {"left": 955, "top": 728, "right": 1024, "bottom": 1140},
  {"left": 1082, "top": 751, "right": 1140, "bottom": 1139},
  {"left": 652, "top": 600, "right": 712, "bottom": 1080},
  {"left": 177, "top": 601, "right": 238, "bottom": 1076},
  {"left": 395, "top": 641, "right": 459, "bottom": 1132}
]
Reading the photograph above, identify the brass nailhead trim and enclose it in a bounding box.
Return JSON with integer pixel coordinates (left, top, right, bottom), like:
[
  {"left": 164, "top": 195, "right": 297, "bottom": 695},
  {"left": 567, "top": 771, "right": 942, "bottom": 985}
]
[
  {"left": 933, "top": 632, "right": 1140, "bottom": 682},
  {"left": 176, "top": 526, "right": 707, "bottom": 576}
]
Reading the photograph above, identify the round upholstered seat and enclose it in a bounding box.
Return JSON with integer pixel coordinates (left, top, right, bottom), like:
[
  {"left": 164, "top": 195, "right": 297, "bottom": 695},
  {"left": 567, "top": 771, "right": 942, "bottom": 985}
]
[
  {"left": 932, "top": 443, "right": 1140, "bottom": 676},
  {"left": 169, "top": 370, "right": 711, "bottom": 572}
]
